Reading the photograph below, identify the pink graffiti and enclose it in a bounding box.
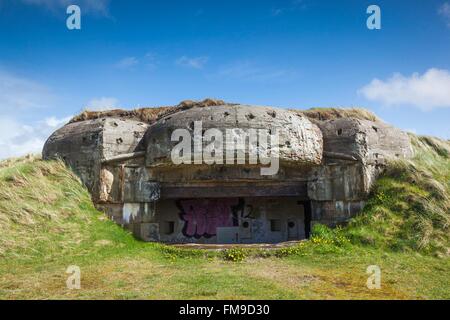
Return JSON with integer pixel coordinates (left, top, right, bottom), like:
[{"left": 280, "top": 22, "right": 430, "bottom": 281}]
[{"left": 179, "top": 199, "right": 238, "bottom": 237}]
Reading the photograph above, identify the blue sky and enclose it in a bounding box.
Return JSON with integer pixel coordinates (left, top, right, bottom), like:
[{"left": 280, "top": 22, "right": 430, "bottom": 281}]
[{"left": 0, "top": 0, "right": 449, "bottom": 158}]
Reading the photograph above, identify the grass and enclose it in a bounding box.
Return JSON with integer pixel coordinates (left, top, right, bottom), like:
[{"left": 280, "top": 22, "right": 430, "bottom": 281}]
[
  {"left": 0, "top": 135, "right": 449, "bottom": 300},
  {"left": 69, "top": 98, "right": 228, "bottom": 124},
  {"left": 294, "top": 107, "right": 380, "bottom": 122},
  {"left": 342, "top": 134, "right": 450, "bottom": 256},
  {"left": 69, "top": 99, "right": 379, "bottom": 125}
]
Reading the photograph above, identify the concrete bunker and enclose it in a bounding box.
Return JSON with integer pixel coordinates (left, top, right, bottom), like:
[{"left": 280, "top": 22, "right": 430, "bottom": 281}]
[{"left": 43, "top": 99, "right": 413, "bottom": 244}]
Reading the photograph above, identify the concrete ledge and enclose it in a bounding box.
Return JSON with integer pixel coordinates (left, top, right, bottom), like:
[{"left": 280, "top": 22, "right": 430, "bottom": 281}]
[{"left": 170, "top": 240, "right": 305, "bottom": 251}]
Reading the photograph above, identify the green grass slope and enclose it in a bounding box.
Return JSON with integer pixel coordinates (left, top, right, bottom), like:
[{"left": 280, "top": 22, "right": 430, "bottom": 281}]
[
  {"left": 343, "top": 134, "right": 450, "bottom": 255},
  {"left": 0, "top": 135, "right": 449, "bottom": 299}
]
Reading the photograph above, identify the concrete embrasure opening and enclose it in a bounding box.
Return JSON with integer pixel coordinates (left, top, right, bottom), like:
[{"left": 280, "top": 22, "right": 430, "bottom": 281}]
[{"left": 153, "top": 196, "right": 310, "bottom": 244}]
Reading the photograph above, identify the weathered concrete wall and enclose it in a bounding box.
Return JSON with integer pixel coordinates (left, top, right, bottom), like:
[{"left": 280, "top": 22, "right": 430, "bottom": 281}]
[
  {"left": 317, "top": 118, "right": 413, "bottom": 164},
  {"left": 99, "top": 163, "right": 160, "bottom": 204},
  {"left": 308, "top": 163, "right": 366, "bottom": 201},
  {"left": 101, "top": 118, "right": 149, "bottom": 158},
  {"left": 311, "top": 200, "right": 365, "bottom": 227},
  {"left": 42, "top": 119, "right": 104, "bottom": 196},
  {"left": 98, "top": 196, "right": 307, "bottom": 244},
  {"left": 308, "top": 118, "right": 413, "bottom": 200},
  {"left": 43, "top": 118, "right": 150, "bottom": 201},
  {"left": 43, "top": 102, "right": 414, "bottom": 244},
  {"left": 124, "top": 197, "right": 306, "bottom": 244},
  {"left": 146, "top": 105, "right": 323, "bottom": 168}
]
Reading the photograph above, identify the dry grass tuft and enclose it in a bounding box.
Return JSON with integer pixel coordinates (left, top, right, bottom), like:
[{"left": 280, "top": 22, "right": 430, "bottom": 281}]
[
  {"left": 414, "top": 135, "right": 450, "bottom": 158},
  {"left": 69, "top": 98, "right": 230, "bottom": 124},
  {"left": 295, "top": 107, "right": 381, "bottom": 122},
  {"left": 70, "top": 99, "right": 381, "bottom": 126}
]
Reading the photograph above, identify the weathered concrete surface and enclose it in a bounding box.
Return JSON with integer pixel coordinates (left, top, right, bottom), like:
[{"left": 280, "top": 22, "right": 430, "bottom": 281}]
[
  {"left": 42, "top": 99, "right": 414, "bottom": 243},
  {"left": 152, "top": 197, "right": 306, "bottom": 244},
  {"left": 43, "top": 118, "right": 150, "bottom": 201},
  {"left": 145, "top": 104, "right": 323, "bottom": 168},
  {"left": 317, "top": 118, "right": 413, "bottom": 164},
  {"left": 171, "top": 240, "right": 304, "bottom": 250},
  {"left": 43, "top": 119, "right": 103, "bottom": 195},
  {"left": 307, "top": 118, "right": 413, "bottom": 204}
]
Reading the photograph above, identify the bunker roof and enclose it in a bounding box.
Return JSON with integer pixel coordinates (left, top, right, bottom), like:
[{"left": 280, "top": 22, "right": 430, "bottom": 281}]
[{"left": 69, "top": 98, "right": 382, "bottom": 125}]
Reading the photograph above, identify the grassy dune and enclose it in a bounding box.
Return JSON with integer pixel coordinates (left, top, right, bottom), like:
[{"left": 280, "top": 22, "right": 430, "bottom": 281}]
[
  {"left": 0, "top": 135, "right": 449, "bottom": 300},
  {"left": 343, "top": 134, "right": 450, "bottom": 255}
]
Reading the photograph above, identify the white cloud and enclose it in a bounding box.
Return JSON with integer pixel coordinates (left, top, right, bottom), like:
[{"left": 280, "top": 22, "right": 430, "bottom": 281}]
[
  {"left": 176, "top": 56, "right": 208, "bottom": 69},
  {"left": 115, "top": 56, "right": 139, "bottom": 69},
  {"left": 0, "top": 69, "right": 72, "bottom": 159},
  {"left": 271, "top": 0, "right": 306, "bottom": 16},
  {"left": 144, "top": 52, "right": 158, "bottom": 70},
  {"left": 44, "top": 115, "right": 72, "bottom": 128},
  {"left": 438, "top": 2, "right": 450, "bottom": 27},
  {"left": 359, "top": 68, "right": 450, "bottom": 111},
  {"left": 19, "top": 0, "right": 110, "bottom": 15},
  {"left": 0, "top": 115, "right": 72, "bottom": 160},
  {"left": 0, "top": 70, "right": 54, "bottom": 111},
  {"left": 86, "top": 97, "right": 120, "bottom": 111},
  {"left": 271, "top": 8, "right": 284, "bottom": 16}
]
